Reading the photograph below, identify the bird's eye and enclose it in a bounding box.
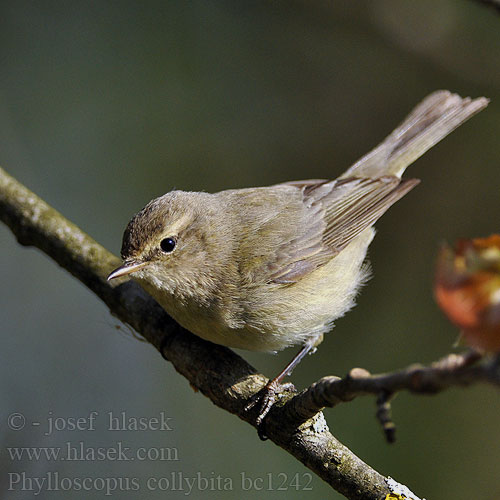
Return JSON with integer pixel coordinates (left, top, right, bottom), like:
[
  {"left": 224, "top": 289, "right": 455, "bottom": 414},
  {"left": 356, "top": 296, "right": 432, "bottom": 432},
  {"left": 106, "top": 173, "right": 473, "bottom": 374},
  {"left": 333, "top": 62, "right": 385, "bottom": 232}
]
[{"left": 160, "top": 237, "right": 176, "bottom": 253}]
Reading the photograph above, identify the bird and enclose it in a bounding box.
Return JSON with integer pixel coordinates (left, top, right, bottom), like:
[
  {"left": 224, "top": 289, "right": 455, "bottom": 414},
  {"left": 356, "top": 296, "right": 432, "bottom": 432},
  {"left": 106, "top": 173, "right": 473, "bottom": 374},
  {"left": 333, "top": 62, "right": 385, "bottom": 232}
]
[{"left": 108, "top": 91, "right": 488, "bottom": 435}]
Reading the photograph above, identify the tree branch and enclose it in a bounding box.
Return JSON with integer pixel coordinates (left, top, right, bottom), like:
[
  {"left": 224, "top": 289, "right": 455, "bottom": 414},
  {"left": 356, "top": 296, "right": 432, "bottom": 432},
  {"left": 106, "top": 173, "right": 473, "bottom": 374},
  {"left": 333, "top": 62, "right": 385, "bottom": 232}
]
[
  {"left": 8, "top": 166, "right": 497, "bottom": 498},
  {"left": 0, "top": 166, "right": 396, "bottom": 499},
  {"left": 284, "top": 350, "right": 500, "bottom": 434}
]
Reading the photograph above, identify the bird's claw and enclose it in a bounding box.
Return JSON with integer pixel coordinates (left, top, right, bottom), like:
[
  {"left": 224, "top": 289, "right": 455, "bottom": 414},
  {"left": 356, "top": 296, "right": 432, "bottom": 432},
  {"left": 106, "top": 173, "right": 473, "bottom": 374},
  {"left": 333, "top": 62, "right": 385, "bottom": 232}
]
[{"left": 244, "top": 380, "right": 296, "bottom": 440}]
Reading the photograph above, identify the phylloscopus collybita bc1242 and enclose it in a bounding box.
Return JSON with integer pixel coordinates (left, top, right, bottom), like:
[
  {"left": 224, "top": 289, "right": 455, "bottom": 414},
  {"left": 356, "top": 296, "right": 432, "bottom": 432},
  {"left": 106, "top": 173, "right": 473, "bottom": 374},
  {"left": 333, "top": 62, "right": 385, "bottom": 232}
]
[{"left": 108, "top": 91, "right": 488, "bottom": 433}]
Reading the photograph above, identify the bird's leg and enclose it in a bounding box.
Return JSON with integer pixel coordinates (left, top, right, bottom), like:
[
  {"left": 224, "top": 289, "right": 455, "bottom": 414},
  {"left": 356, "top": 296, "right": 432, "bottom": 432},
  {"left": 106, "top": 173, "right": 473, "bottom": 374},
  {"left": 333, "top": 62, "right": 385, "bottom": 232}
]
[{"left": 245, "top": 335, "right": 323, "bottom": 440}]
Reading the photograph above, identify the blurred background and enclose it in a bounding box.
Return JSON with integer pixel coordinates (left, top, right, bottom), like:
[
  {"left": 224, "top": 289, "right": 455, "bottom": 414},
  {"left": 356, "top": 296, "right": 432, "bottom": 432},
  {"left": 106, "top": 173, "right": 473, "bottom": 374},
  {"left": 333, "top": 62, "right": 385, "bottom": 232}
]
[{"left": 1, "top": 1, "right": 499, "bottom": 498}]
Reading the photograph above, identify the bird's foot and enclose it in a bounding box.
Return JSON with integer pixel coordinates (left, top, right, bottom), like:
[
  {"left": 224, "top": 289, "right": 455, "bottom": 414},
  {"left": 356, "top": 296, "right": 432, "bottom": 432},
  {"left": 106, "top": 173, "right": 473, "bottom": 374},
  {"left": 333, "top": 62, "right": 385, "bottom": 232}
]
[{"left": 244, "top": 379, "right": 296, "bottom": 440}]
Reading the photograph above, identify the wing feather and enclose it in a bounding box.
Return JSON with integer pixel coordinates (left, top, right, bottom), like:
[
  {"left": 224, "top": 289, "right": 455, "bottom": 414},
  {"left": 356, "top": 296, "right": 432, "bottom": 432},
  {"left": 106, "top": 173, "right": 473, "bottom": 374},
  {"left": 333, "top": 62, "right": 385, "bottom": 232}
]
[{"left": 265, "top": 177, "right": 418, "bottom": 283}]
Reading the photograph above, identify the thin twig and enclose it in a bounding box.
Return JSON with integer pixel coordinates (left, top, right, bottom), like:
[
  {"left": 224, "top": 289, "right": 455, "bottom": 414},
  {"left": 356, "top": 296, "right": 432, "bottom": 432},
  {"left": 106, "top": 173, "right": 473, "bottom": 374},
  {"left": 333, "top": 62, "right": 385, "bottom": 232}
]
[{"left": 285, "top": 351, "right": 499, "bottom": 428}]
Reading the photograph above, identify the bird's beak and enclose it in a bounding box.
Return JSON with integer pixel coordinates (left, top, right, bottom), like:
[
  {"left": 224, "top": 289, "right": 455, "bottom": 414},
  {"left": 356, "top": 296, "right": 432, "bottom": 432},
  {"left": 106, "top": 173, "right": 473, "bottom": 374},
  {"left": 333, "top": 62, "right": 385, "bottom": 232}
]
[{"left": 107, "top": 260, "right": 148, "bottom": 281}]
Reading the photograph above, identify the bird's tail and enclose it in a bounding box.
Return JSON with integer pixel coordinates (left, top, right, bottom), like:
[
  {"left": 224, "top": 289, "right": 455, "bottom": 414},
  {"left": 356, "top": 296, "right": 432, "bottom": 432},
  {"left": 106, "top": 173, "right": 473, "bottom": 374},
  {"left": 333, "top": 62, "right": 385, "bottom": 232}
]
[{"left": 341, "top": 90, "right": 488, "bottom": 179}]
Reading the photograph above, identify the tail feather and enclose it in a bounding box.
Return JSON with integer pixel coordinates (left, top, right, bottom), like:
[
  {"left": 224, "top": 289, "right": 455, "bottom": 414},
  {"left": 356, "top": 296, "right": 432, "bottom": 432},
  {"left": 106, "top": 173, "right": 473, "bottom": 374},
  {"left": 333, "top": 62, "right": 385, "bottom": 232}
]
[{"left": 341, "top": 90, "right": 488, "bottom": 179}]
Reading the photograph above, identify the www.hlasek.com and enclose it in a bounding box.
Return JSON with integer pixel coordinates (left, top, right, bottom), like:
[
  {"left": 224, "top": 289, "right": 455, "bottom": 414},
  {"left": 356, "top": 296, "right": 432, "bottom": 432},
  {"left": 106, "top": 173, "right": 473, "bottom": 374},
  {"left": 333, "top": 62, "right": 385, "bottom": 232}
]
[
  {"left": 7, "top": 441, "right": 179, "bottom": 462},
  {"left": 8, "top": 471, "right": 314, "bottom": 495}
]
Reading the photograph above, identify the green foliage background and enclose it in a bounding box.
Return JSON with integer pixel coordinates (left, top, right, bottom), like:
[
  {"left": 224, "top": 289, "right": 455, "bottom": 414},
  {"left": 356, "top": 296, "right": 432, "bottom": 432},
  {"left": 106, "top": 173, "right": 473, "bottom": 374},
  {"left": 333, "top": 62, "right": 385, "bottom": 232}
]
[{"left": 1, "top": 1, "right": 499, "bottom": 499}]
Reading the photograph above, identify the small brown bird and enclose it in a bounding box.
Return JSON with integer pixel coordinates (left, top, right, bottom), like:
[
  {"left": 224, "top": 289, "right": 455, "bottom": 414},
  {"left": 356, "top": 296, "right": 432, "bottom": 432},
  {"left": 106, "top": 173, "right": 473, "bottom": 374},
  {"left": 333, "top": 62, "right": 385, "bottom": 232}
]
[{"left": 108, "top": 91, "right": 488, "bottom": 432}]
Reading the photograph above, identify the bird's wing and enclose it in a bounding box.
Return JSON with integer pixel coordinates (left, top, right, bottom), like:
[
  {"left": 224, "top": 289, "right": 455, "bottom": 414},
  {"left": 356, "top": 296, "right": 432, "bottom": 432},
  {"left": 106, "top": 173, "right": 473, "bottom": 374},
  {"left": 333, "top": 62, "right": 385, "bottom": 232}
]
[{"left": 263, "top": 177, "right": 418, "bottom": 283}]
